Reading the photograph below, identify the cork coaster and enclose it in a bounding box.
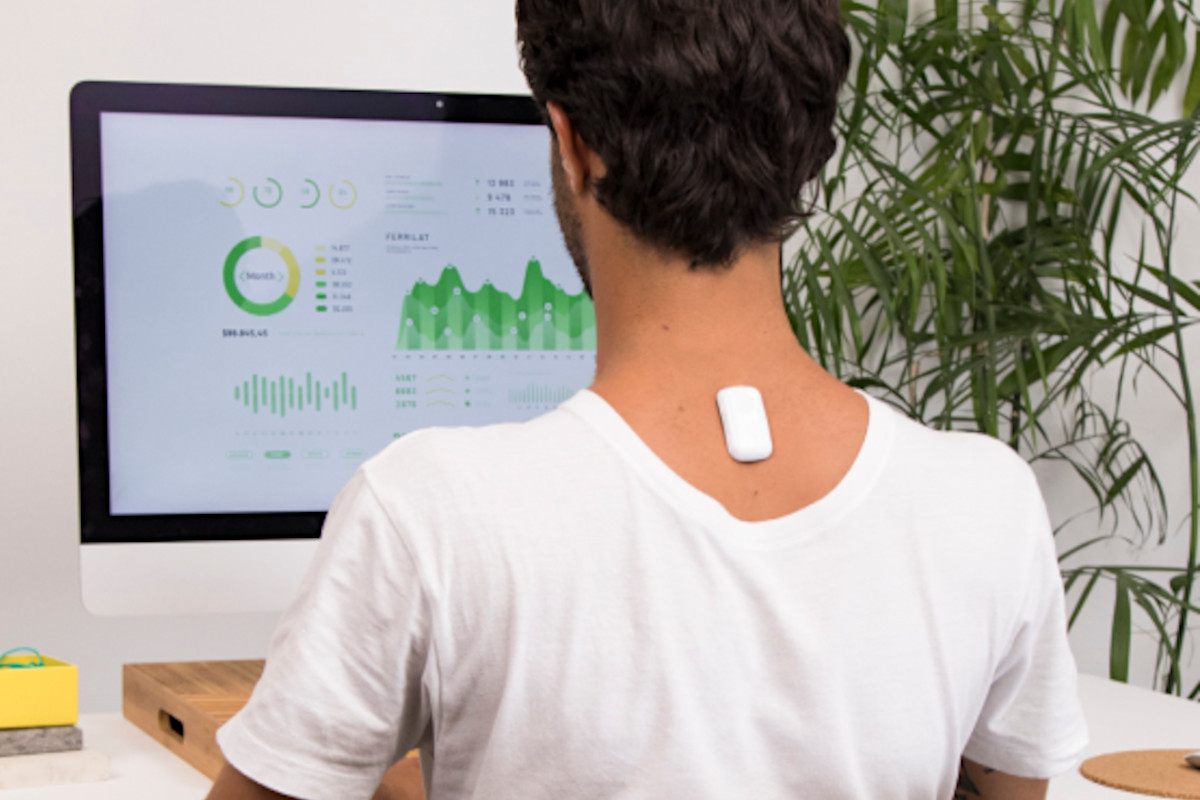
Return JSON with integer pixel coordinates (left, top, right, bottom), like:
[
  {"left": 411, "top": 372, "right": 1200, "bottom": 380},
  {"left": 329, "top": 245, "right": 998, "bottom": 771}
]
[{"left": 1081, "top": 750, "right": 1200, "bottom": 799}]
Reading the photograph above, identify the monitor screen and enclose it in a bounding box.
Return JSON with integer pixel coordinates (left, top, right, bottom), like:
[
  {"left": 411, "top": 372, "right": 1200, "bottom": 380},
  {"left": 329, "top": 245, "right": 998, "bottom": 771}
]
[{"left": 73, "top": 83, "right": 596, "bottom": 543}]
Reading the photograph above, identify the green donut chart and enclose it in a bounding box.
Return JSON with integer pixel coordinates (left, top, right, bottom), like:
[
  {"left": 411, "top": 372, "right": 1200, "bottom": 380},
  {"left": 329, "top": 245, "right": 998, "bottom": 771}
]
[
  {"left": 224, "top": 236, "right": 301, "bottom": 316},
  {"left": 301, "top": 179, "right": 321, "bottom": 209},
  {"left": 252, "top": 178, "right": 283, "bottom": 208}
]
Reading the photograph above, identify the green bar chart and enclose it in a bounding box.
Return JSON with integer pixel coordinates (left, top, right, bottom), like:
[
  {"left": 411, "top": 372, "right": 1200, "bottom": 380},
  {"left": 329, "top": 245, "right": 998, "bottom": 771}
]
[
  {"left": 396, "top": 259, "right": 596, "bottom": 351},
  {"left": 508, "top": 384, "right": 576, "bottom": 405},
  {"left": 234, "top": 371, "right": 359, "bottom": 418}
]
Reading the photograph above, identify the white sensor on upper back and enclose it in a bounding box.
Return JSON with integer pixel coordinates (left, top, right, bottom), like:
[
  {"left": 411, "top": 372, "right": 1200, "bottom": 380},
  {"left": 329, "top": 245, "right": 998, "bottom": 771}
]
[{"left": 716, "top": 386, "right": 773, "bottom": 463}]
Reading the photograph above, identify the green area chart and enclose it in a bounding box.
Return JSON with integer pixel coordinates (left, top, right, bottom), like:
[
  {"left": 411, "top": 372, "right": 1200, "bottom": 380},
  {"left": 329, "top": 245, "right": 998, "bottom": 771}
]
[{"left": 397, "top": 259, "right": 595, "bottom": 350}]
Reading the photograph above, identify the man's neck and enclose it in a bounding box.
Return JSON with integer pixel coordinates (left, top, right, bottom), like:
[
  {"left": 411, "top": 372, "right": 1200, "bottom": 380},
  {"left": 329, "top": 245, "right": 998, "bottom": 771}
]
[
  {"left": 581, "top": 225, "right": 868, "bottom": 522},
  {"left": 588, "top": 230, "right": 819, "bottom": 399}
]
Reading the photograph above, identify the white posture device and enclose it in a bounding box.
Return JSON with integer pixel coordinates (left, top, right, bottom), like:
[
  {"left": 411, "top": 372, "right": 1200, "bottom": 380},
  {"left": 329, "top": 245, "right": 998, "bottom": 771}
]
[{"left": 716, "top": 386, "right": 773, "bottom": 463}]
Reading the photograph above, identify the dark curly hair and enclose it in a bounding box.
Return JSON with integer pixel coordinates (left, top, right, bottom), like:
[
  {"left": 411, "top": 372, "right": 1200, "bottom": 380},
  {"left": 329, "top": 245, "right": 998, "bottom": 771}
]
[{"left": 517, "top": 0, "right": 850, "bottom": 268}]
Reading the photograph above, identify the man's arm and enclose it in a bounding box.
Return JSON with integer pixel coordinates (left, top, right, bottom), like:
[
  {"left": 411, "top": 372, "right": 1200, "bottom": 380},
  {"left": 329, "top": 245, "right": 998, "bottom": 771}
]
[
  {"left": 954, "top": 757, "right": 1048, "bottom": 800},
  {"left": 206, "top": 764, "right": 293, "bottom": 800},
  {"left": 206, "top": 760, "right": 426, "bottom": 800}
]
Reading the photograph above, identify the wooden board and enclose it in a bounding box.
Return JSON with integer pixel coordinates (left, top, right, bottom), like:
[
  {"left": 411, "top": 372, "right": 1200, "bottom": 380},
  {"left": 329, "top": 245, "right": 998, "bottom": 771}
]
[
  {"left": 123, "top": 660, "right": 265, "bottom": 780},
  {"left": 123, "top": 660, "right": 424, "bottom": 798}
]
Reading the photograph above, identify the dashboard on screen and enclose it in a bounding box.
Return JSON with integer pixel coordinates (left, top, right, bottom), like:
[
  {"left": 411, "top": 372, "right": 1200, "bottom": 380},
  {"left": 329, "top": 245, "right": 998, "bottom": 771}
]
[{"left": 72, "top": 82, "right": 596, "bottom": 544}]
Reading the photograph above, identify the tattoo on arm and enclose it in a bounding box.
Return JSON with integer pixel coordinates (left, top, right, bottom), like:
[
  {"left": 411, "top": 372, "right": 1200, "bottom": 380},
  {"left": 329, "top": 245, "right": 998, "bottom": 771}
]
[{"left": 954, "top": 758, "right": 996, "bottom": 799}]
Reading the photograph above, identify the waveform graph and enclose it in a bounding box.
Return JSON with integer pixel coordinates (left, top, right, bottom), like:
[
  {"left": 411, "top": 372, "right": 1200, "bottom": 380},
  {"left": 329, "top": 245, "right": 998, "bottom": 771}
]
[
  {"left": 234, "top": 371, "right": 358, "bottom": 419},
  {"left": 397, "top": 259, "right": 595, "bottom": 351}
]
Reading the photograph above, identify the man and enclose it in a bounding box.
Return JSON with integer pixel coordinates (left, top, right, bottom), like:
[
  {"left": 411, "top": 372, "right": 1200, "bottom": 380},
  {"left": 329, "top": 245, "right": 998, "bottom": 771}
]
[{"left": 208, "top": 1, "right": 1088, "bottom": 798}]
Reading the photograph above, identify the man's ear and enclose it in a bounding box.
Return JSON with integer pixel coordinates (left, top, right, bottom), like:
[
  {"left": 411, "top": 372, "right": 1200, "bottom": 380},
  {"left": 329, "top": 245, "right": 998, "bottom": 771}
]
[{"left": 546, "top": 102, "right": 599, "bottom": 196}]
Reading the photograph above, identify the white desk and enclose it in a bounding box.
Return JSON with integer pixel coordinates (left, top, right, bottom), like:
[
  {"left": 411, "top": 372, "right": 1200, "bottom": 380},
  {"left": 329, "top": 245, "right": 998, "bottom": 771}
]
[
  {"left": 0, "top": 714, "right": 211, "bottom": 799},
  {"left": 2, "top": 673, "right": 1197, "bottom": 798},
  {"left": 1050, "top": 674, "right": 1200, "bottom": 799}
]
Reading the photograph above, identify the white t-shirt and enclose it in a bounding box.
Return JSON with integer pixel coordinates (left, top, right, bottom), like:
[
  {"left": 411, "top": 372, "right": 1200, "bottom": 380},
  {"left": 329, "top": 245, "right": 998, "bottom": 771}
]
[{"left": 218, "top": 390, "right": 1088, "bottom": 800}]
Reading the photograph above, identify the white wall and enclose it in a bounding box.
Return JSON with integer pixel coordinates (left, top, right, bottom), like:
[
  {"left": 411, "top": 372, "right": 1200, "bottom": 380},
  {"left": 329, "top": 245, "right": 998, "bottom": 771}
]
[
  {"left": 1, "top": 0, "right": 528, "bottom": 713},
  {"left": 3, "top": 0, "right": 1197, "bottom": 715}
]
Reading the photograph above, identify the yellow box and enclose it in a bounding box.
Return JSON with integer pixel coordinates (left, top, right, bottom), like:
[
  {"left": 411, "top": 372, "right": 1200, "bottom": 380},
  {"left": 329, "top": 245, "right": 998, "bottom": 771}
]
[{"left": 0, "top": 655, "right": 79, "bottom": 729}]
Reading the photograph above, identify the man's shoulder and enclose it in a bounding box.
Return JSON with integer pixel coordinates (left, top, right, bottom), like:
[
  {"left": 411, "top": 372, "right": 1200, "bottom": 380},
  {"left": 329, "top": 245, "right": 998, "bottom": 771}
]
[
  {"left": 868, "top": 401, "right": 1055, "bottom": 586},
  {"left": 884, "top": 401, "right": 1030, "bottom": 474},
  {"left": 872, "top": 398, "right": 1042, "bottom": 510}
]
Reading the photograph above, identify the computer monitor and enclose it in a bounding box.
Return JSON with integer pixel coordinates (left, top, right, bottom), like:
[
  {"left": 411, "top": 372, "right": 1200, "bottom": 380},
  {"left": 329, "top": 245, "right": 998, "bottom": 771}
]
[{"left": 71, "top": 81, "right": 595, "bottom": 615}]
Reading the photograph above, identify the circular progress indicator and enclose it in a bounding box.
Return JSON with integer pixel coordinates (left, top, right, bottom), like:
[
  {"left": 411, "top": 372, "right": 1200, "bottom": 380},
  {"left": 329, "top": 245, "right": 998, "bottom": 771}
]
[
  {"left": 253, "top": 178, "right": 283, "bottom": 208},
  {"left": 224, "top": 236, "right": 300, "bottom": 316}
]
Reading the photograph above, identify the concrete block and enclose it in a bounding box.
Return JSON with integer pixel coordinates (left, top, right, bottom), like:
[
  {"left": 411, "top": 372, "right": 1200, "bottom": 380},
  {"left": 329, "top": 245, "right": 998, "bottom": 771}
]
[{"left": 0, "top": 725, "right": 83, "bottom": 757}]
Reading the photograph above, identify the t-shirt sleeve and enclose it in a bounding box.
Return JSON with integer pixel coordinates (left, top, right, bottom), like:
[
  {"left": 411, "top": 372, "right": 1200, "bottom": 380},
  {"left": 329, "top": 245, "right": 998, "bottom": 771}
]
[
  {"left": 217, "top": 470, "right": 433, "bottom": 800},
  {"left": 962, "top": 468, "right": 1089, "bottom": 778}
]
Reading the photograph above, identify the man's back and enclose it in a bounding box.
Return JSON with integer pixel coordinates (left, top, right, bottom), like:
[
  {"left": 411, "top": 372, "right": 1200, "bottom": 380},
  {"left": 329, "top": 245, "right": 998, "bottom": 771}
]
[{"left": 217, "top": 389, "right": 1085, "bottom": 799}]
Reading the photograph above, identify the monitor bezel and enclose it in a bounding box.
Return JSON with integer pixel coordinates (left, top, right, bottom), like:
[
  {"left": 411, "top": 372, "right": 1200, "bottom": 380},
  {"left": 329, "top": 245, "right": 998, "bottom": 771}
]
[{"left": 71, "top": 81, "right": 545, "bottom": 544}]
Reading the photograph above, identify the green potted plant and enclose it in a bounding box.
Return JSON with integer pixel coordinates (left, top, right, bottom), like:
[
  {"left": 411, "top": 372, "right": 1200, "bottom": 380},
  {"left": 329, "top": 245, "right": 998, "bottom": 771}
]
[{"left": 787, "top": 0, "right": 1200, "bottom": 694}]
